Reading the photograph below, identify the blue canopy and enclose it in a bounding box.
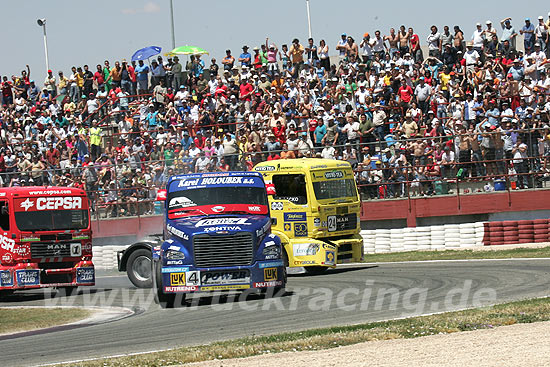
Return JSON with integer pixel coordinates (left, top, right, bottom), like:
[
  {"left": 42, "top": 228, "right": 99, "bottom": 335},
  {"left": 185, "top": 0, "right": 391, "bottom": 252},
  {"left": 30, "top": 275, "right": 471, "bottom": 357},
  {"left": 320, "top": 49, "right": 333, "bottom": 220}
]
[{"left": 131, "top": 46, "right": 162, "bottom": 61}]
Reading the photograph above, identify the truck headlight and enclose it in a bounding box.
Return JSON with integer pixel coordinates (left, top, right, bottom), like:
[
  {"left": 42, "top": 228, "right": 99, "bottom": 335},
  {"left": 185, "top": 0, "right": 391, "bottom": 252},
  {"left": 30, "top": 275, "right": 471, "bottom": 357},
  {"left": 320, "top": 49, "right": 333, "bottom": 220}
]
[
  {"left": 165, "top": 250, "right": 185, "bottom": 260},
  {"left": 262, "top": 245, "right": 281, "bottom": 259}
]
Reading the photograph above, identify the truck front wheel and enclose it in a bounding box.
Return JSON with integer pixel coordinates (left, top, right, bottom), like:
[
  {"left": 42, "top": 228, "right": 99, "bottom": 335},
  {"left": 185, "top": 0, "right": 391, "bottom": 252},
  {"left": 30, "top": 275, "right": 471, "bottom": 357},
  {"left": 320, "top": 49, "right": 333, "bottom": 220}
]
[{"left": 127, "top": 249, "right": 153, "bottom": 288}]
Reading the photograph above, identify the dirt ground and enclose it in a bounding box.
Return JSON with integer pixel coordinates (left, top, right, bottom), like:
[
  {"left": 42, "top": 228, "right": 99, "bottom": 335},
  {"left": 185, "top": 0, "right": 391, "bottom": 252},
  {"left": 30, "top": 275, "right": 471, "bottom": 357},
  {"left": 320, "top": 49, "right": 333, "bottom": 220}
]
[{"left": 191, "top": 320, "right": 550, "bottom": 367}]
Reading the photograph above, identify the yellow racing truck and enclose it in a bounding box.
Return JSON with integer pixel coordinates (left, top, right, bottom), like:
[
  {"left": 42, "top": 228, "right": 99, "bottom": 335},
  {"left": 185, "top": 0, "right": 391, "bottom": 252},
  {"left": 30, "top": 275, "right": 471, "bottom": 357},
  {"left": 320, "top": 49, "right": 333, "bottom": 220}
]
[{"left": 254, "top": 158, "right": 363, "bottom": 274}]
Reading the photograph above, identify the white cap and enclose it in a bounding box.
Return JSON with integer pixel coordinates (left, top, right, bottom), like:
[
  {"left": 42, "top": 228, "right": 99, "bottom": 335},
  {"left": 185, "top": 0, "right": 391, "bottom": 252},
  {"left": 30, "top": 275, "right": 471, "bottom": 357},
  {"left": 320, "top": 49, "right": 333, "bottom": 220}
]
[
  {"left": 486, "top": 20, "right": 492, "bottom": 25},
  {"left": 538, "top": 16, "right": 544, "bottom": 20},
  {"left": 476, "top": 22, "right": 481, "bottom": 26}
]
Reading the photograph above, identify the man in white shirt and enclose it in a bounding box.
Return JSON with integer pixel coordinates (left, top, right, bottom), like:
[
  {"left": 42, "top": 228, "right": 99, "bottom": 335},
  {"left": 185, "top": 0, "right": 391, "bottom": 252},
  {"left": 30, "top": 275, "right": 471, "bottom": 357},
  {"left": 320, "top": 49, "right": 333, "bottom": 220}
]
[
  {"left": 427, "top": 25, "right": 441, "bottom": 58},
  {"left": 464, "top": 42, "right": 480, "bottom": 74},
  {"left": 472, "top": 23, "right": 485, "bottom": 55}
]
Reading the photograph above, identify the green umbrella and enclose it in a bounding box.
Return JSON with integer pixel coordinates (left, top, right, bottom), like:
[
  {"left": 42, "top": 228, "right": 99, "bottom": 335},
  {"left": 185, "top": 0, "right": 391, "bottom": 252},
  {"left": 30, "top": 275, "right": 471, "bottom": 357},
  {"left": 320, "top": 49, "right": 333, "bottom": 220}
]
[{"left": 166, "top": 45, "right": 209, "bottom": 56}]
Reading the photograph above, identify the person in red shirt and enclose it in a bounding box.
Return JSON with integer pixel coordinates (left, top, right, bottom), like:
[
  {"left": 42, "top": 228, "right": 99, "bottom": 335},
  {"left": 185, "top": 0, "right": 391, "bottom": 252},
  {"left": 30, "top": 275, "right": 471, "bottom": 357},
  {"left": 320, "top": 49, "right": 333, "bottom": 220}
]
[
  {"left": 398, "top": 79, "right": 414, "bottom": 113},
  {"left": 272, "top": 120, "right": 286, "bottom": 144},
  {"left": 45, "top": 142, "right": 61, "bottom": 168},
  {"left": 94, "top": 64, "right": 105, "bottom": 90},
  {"left": 1, "top": 76, "right": 13, "bottom": 106},
  {"left": 239, "top": 76, "right": 254, "bottom": 109},
  {"left": 193, "top": 131, "right": 206, "bottom": 149},
  {"left": 409, "top": 27, "right": 422, "bottom": 63}
]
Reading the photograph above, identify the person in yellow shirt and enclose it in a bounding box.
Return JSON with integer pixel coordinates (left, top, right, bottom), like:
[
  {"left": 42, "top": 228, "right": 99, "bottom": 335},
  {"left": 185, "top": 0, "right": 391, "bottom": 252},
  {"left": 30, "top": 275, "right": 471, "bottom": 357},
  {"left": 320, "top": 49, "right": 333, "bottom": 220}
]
[
  {"left": 89, "top": 119, "right": 102, "bottom": 160},
  {"left": 439, "top": 67, "right": 451, "bottom": 98},
  {"left": 289, "top": 38, "right": 305, "bottom": 77},
  {"left": 76, "top": 67, "right": 85, "bottom": 89},
  {"left": 58, "top": 71, "right": 69, "bottom": 95}
]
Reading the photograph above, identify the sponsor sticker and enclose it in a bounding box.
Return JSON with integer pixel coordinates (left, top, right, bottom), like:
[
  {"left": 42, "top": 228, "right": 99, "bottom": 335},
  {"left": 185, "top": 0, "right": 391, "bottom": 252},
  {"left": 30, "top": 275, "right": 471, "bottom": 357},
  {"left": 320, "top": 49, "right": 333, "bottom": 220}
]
[
  {"left": 259, "top": 260, "right": 284, "bottom": 268},
  {"left": 166, "top": 260, "right": 184, "bottom": 265},
  {"left": 164, "top": 286, "right": 197, "bottom": 292},
  {"left": 294, "top": 222, "right": 308, "bottom": 237},
  {"left": 170, "top": 273, "right": 186, "bottom": 286},
  {"left": 0, "top": 235, "right": 15, "bottom": 252},
  {"left": 293, "top": 243, "right": 319, "bottom": 256},
  {"left": 255, "top": 165, "right": 276, "bottom": 171},
  {"left": 253, "top": 281, "right": 283, "bottom": 288},
  {"left": 16, "top": 270, "right": 40, "bottom": 286},
  {"left": 325, "top": 251, "right": 335, "bottom": 265},
  {"left": 200, "top": 285, "right": 250, "bottom": 291},
  {"left": 314, "top": 218, "right": 321, "bottom": 227},
  {"left": 324, "top": 170, "right": 344, "bottom": 179},
  {"left": 293, "top": 260, "right": 316, "bottom": 265},
  {"left": 19, "top": 197, "right": 83, "bottom": 211},
  {"left": 284, "top": 212, "right": 306, "bottom": 222},
  {"left": 76, "top": 268, "right": 95, "bottom": 283},
  {"left": 195, "top": 218, "right": 249, "bottom": 227},
  {"left": 201, "top": 270, "right": 250, "bottom": 285},
  {"left": 263, "top": 268, "right": 277, "bottom": 281},
  {"left": 0, "top": 270, "right": 13, "bottom": 286},
  {"left": 283, "top": 223, "right": 291, "bottom": 231},
  {"left": 271, "top": 202, "right": 283, "bottom": 210},
  {"left": 161, "top": 267, "right": 190, "bottom": 273}
]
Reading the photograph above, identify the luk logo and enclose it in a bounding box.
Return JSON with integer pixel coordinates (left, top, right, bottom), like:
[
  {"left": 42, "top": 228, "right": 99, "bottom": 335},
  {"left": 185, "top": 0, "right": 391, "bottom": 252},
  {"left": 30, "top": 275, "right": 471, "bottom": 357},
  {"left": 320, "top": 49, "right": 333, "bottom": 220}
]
[
  {"left": 170, "top": 273, "right": 186, "bottom": 286},
  {"left": 20, "top": 198, "right": 34, "bottom": 211},
  {"left": 264, "top": 267, "right": 277, "bottom": 281}
]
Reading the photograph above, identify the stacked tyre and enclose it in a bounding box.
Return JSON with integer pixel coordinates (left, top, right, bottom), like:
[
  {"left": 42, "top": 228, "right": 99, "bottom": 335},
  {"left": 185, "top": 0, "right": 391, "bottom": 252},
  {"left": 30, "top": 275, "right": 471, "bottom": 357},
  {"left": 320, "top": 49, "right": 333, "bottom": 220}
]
[
  {"left": 482, "top": 222, "right": 491, "bottom": 246},
  {"left": 474, "top": 222, "right": 486, "bottom": 247},
  {"left": 488, "top": 222, "right": 504, "bottom": 245},
  {"left": 390, "top": 228, "right": 405, "bottom": 252},
  {"left": 403, "top": 228, "right": 418, "bottom": 252},
  {"left": 533, "top": 219, "right": 548, "bottom": 243},
  {"left": 374, "top": 229, "right": 391, "bottom": 253},
  {"left": 361, "top": 230, "right": 376, "bottom": 254},
  {"left": 430, "top": 225, "right": 446, "bottom": 250},
  {"left": 444, "top": 224, "right": 461, "bottom": 249},
  {"left": 459, "top": 223, "right": 477, "bottom": 248},
  {"left": 416, "top": 226, "right": 431, "bottom": 250},
  {"left": 92, "top": 246, "right": 105, "bottom": 269},
  {"left": 501, "top": 221, "right": 519, "bottom": 245},
  {"left": 517, "top": 220, "right": 534, "bottom": 244}
]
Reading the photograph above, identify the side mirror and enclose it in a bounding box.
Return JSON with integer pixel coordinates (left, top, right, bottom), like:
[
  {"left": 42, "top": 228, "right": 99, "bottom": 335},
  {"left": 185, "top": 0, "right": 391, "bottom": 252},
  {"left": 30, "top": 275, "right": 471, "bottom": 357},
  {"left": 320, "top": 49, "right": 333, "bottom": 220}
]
[
  {"left": 271, "top": 218, "right": 277, "bottom": 225},
  {"left": 1, "top": 206, "right": 8, "bottom": 216}
]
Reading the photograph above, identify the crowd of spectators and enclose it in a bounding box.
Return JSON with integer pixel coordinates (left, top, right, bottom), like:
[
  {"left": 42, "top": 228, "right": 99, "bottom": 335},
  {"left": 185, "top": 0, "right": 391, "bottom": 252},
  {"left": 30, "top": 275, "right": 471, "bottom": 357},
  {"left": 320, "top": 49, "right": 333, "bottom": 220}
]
[{"left": 1, "top": 13, "right": 550, "bottom": 215}]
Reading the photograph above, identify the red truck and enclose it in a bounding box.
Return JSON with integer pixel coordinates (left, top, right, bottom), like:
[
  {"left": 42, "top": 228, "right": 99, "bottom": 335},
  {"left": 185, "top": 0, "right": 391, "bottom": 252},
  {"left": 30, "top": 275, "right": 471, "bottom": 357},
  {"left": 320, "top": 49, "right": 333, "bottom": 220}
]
[{"left": 0, "top": 187, "right": 94, "bottom": 296}]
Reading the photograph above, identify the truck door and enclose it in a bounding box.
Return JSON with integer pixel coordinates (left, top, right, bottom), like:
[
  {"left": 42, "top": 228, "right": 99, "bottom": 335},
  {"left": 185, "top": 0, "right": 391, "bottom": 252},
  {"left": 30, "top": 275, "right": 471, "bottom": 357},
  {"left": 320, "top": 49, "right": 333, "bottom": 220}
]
[{"left": 270, "top": 174, "right": 309, "bottom": 238}]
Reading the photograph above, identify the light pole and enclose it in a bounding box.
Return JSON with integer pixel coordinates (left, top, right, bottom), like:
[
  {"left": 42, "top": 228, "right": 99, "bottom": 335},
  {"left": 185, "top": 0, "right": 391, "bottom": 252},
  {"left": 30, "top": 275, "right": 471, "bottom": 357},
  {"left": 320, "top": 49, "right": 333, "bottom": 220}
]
[
  {"left": 37, "top": 18, "right": 50, "bottom": 72},
  {"left": 306, "top": 0, "right": 312, "bottom": 39},
  {"left": 169, "top": 0, "right": 176, "bottom": 49}
]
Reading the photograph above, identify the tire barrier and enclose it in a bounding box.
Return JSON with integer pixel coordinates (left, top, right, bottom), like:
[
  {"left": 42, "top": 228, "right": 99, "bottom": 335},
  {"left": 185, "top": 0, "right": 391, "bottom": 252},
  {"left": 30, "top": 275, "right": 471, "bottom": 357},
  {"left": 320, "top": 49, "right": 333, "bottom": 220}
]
[
  {"left": 92, "top": 245, "right": 129, "bottom": 269},
  {"left": 360, "top": 218, "right": 548, "bottom": 255}
]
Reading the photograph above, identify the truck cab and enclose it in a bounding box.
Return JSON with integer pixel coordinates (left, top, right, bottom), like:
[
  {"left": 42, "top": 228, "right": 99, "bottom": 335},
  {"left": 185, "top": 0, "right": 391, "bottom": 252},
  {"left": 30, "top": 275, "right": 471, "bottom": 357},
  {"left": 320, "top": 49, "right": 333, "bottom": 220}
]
[
  {"left": 0, "top": 187, "right": 94, "bottom": 296},
  {"left": 254, "top": 159, "right": 363, "bottom": 274},
  {"left": 153, "top": 171, "right": 286, "bottom": 308}
]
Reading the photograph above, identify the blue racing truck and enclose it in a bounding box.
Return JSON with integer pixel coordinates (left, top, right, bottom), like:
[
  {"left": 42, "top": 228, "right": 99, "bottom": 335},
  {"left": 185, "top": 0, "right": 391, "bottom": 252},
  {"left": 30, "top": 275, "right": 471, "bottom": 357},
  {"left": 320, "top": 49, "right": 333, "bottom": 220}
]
[{"left": 153, "top": 171, "right": 286, "bottom": 308}]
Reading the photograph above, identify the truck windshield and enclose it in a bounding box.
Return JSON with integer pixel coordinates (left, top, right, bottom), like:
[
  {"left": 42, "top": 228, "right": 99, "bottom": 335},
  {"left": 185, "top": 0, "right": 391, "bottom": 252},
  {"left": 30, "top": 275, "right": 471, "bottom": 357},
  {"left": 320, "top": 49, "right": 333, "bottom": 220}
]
[
  {"left": 312, "top": 179, "right": 358, "bottom": 200},
  {"left": 168, "top": 187, "right": 268, "bottom": 211},
  {"left": 14, "top": 210, "right": 89, "bottom": 231}
]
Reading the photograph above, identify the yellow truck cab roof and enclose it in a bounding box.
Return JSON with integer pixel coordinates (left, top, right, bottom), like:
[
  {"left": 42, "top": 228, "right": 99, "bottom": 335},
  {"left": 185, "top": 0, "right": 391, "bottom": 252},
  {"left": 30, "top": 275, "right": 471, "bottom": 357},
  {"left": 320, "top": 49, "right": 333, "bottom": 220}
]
[{"left": 254, "top": 158, "right": 352, "bottom": 173}]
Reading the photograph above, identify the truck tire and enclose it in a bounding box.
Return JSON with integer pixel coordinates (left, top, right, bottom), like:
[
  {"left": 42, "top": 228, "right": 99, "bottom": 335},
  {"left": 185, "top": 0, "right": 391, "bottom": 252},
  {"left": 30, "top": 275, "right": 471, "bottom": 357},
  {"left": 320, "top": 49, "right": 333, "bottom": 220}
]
[
  {"left": 305, "top": 266, "right": 328, "bottom": 275},
  {"left": 153, "top": 260, "right": 184, "bottom": 308},
  {"left": 127, "top": 249, "right": 153, "bottom": 288}
]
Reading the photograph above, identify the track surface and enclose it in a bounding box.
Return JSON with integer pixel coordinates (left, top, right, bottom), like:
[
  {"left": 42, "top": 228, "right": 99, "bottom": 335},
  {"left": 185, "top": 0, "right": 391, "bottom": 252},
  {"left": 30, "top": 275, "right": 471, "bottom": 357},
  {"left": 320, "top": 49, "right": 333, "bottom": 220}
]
[{"left": 1, "top": 259, "right": 549, "bottom": 367}]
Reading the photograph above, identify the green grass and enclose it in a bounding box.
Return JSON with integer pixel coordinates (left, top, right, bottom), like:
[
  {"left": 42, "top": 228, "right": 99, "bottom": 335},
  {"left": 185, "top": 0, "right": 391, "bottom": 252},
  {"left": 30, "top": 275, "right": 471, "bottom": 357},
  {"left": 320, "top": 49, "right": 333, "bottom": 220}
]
[
  {"left": 60, "top": 297, "right": 550, "bottom": 367},
  {"left": 362, "top": 246, "right": 550, "bottom": 263},
  {"left": 0, "top": 308, "right": 91, "bottom": 334}
]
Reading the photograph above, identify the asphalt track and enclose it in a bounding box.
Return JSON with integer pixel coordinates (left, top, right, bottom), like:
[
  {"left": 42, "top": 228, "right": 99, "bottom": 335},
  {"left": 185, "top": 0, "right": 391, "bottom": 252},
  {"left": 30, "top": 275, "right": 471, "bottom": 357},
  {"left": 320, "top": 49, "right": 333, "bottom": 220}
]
[{"left": 1, "top": 259, "right": 549, "bottom": 367}]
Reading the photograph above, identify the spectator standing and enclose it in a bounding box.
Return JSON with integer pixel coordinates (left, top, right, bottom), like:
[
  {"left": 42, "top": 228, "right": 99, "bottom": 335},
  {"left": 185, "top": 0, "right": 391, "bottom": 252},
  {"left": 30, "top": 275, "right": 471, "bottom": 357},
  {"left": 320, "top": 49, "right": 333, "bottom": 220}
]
[{"left": 520, "top": 18, "right": 535, "bottom": 54}]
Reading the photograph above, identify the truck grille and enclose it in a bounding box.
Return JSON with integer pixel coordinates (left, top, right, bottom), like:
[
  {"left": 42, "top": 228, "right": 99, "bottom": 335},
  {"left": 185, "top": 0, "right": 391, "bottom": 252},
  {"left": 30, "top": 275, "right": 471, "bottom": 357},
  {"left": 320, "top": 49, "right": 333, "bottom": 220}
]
[
  {"left": 193, "top": 233, "right": 254, "bottom": 268},
  {"left": 31, "top": 242, "right": 72, "bottom": 258},
  {"left": 335, "top": 213, "right": 358, "bottom": 231}
]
